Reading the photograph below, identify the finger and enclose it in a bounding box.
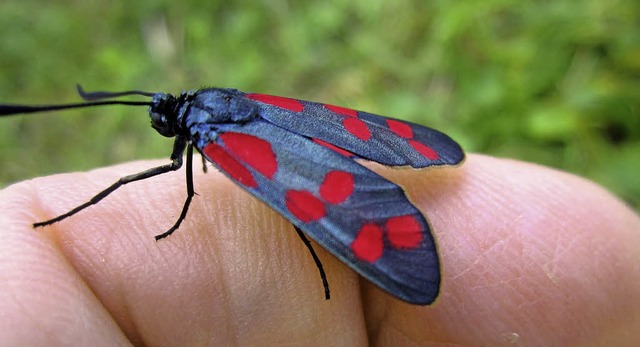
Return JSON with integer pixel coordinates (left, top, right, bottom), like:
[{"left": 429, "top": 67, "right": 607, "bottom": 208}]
[
  {"left": 364, "top": 154, "right": 640, "bottom": 346},
  {"left": 0, "top": 177, "right": 132, "bottom": 345},
  {"left": 1, "top": 160, "right": 368, "bottom": 346}
]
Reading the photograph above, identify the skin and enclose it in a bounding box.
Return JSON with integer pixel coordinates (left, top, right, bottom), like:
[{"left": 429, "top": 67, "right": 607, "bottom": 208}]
[{"left": 0, "top": 154, "right": 639, "bottom": 346}]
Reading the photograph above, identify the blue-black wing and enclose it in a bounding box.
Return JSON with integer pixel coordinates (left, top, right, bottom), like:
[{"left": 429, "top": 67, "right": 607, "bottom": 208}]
[
  {"left": 244, "top": 93, "right": 464, "bottom": 167},
  {"left": 194, "top": 118, "right": 441, "bottom": 304}
]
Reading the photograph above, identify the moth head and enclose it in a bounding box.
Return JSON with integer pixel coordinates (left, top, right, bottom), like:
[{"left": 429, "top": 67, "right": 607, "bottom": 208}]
[{"left": 149, "top": 93, "right": 181, "bottom": 137}]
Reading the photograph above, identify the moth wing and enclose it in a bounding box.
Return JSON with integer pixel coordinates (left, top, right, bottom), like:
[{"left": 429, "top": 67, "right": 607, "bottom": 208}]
[
  {"left": 196, "top": 119, "right": 440, "bottom": 304},
  {"left": 244, "top": 93, "right": 464, "bottom": 168}
]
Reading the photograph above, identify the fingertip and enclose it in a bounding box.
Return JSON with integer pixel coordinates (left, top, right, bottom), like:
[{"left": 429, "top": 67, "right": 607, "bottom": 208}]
[{"left": 366, "top": 154, "right": 640, "bottom": 345}]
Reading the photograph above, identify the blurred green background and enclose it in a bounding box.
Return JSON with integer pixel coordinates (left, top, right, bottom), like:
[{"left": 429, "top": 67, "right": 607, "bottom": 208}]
[{"left": 1, "top": 1, "right": 639, "bottom": 210}]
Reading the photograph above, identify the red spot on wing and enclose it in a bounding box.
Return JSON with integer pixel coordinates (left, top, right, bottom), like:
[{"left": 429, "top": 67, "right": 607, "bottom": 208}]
[
  {"left": 409, "top": 140, "right": 439, "bottom": 160},
  {"left": 203, "top": 143, "right": 257, "bottom": 188},
  {"left": 219, "top": 132, "right": 277, "bottom": 179},
  {"left": 324, "top": 103, "right": 372, "bottom": 141},
  {"left": 324, "top": 104, "right": 358, "bottom": 117},
  {"left": 351, "top": 224, "right": 384, "bottom": 263},
  {"left": 343, "top": 118, "right": 371, "bottom": 141},
  {"left": 386, "top": 215, "right": 423, "bottom": 249},
  {"left": 246, "top": 93, "right": 304, "bottom": 112},
  {"left": 286, "top": 190, "right": 326, "bottom": 223},
  {"left": 386, "top": 119, "right": 413, "bottom": 138},
  {"left": 319, "top": 171, "right": 354, "bottom": 204},
  {"left": 313, "top": 138, "right": 354, "bottom": 157}
]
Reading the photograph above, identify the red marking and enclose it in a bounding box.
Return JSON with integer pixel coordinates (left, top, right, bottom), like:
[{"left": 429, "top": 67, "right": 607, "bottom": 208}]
[
  {"left": 343, "top": 118, "right": 371, "bottom": 141},
  {"left": 285, "top": 190, "right": 326, "bottom": 223},
  {"left": 324, "top": 104, "right": 358, "bottom": 117},
  {"left": 319, "top": 171, "right": 354, "bottom": 204},
  {"left": 386, "top": 215, "right": 423, "bottom": 249},
  {"left": 351, "top": 224, "right": 384, "bottom": 263},
  {"left": 246, "top": 93, "right": 304, "bottom": 112},
  {"left": 313, "top": 138, "right": 353, "bottom": 157},
  {"left": 386, "top": 119, "right": 413, "bottom": 138},
  {"left": 219, "top": 132, "right": 277, "bottom": 179},
  {"left": 409, "top": 140, "right": 439, "bottom": 160},
  {"left": 203, "top": 143, "right": 257, "bottom": 188}
]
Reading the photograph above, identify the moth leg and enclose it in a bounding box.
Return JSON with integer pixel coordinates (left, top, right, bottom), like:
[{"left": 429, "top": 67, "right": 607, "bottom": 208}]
[
  {"left": 34, "top": 136, "right": 188, "bottom": 228},
  {"left": 155, "top": 144, "right": 196, "bottom": 240},
  {"left": 200, "top": 153, "right": 208, "bottom": 173},
  {"left": 293, "top": 225, "right": 330, "bottom": 300}
]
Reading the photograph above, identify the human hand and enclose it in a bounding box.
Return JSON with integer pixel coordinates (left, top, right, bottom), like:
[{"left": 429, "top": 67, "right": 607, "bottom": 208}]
[{"left": 1, "top": 154, "right": 639, "bottom": 346}]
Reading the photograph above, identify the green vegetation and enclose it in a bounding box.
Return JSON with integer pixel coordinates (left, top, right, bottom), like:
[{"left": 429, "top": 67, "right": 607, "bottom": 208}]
[{"left": 1, "top": 1, "right": 638, "bottom": 209}]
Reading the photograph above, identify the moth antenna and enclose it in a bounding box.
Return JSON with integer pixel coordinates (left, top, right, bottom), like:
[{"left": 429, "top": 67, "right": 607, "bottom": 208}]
[{"left": 76, "top": 84, "right": 157, "bottom": 101}]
